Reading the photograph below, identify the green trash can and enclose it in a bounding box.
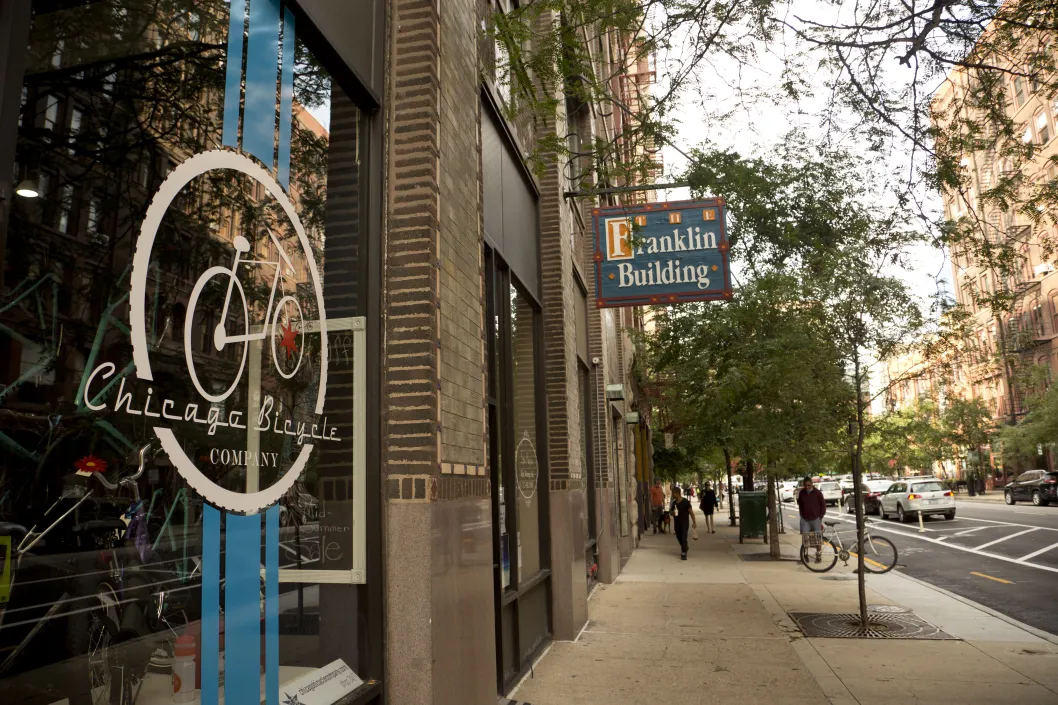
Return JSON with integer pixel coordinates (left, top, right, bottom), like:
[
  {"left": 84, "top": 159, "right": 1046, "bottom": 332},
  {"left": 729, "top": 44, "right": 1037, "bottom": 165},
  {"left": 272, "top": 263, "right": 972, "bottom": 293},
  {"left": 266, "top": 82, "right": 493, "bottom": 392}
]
[{"left": 738, "top": 491, "right": 768, "bottom": 544}]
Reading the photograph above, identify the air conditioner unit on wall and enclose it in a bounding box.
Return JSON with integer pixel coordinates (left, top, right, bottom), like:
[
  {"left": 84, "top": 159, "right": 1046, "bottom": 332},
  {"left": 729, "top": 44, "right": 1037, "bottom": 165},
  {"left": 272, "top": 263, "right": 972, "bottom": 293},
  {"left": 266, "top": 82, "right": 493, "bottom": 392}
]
[
  {"left": 606, "top": 384, "right": 625, "bottom": 400},
  {"left": 1034, "top": 262, "right": 1054, "bottom": 278}
]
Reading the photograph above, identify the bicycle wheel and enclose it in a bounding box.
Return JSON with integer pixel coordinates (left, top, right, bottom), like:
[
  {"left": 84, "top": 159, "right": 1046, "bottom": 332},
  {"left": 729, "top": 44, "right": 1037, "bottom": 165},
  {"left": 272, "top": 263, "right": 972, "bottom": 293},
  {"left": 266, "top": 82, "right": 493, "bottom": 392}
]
[
  {"left": 859, "top": 535, "right": 898, "bottom": 574},
  {"left": 800, "top": 538, "right": 838, "bottom": 572},
  {"left": 185, "top": 266, "right": 249, "bottom": 403}
]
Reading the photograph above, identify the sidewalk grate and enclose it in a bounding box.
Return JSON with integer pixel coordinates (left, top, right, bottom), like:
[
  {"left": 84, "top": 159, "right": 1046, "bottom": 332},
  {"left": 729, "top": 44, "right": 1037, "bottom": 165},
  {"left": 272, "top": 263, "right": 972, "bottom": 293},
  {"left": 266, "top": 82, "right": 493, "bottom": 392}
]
[
  {"left": 498, "top": 699, "right": 533, "bottom": 705},
  {"left": 789, "top": 611, "right": 958, "bottom": 640}
]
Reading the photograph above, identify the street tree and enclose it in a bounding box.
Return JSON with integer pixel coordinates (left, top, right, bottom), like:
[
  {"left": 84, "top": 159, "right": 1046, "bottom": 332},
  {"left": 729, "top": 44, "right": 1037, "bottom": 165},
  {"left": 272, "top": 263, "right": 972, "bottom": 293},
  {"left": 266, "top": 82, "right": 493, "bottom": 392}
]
[{"left": 647, "top": 271, "right": 852, "bottom": 558}]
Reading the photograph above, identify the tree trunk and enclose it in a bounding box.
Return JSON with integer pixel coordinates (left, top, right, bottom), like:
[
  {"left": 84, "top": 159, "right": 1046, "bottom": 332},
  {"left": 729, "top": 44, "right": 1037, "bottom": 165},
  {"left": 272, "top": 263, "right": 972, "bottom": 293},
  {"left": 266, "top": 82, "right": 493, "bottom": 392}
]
[
  {"left": 767, "top": 474, "right": 781, "bottom": 558},
  {"left": 853, "top": 353, "right": 869, "bottom": 630},
  {"left": 725, "top": 447, "right": 736, "bottom": 527},
  {"left": 743, "top": 457, "right": 755, "bottom": 492}
]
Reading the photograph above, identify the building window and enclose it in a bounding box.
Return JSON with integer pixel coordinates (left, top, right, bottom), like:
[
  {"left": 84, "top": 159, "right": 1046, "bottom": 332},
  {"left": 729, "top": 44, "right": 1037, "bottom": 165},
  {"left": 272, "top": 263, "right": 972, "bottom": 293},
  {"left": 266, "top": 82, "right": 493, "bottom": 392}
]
[
  {"left": 485, "top": 249, "right": 551, "bottom": 691},
  {"left": 1014, "top": 77, "right": 1026, "bottom": 107},
  {"left": 1035, "top": 110, "right": 1051, "bottom": 144}
]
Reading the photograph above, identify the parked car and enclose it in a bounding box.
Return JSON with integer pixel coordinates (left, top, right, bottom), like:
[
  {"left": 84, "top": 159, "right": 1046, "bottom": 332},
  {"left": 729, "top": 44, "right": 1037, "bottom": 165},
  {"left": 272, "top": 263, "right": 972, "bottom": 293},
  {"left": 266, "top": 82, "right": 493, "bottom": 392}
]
[
  {"left": 880, "top": 479, "right": 955, "bottom": 522},
  {"left": 1004, "top": 470, "right": 1058, "bottom": 506},
  {"left": 842, "top": 480, "right": 894, "bottom": 515},
  {"left": 838, "top": 474, "right": 856, "bottom": 492},
  {"left": 780, "top": 481, "right": 799, "bottom": 503},
  {"left": 817, "top": 481, "right": 842, "bottom": 506}
]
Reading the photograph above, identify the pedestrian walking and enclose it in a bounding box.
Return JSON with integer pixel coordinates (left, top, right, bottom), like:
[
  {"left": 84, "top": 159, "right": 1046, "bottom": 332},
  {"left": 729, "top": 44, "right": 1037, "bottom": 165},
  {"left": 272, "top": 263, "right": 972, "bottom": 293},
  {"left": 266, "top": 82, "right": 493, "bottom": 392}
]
[
  {"left": 717, "top": 481, "right": 725, "bottom": 508},
  {"left": 670, "top": 487, "right": 697, "bottom": 560},
  {"left": 796, "top": 476, "right": 826, "bottom": 563},
  {"left": 699, "top": 481, "right": 719, "bottom": 533},
  {"left": 650, "top": 479, "right": 666, "bottom": 535}
]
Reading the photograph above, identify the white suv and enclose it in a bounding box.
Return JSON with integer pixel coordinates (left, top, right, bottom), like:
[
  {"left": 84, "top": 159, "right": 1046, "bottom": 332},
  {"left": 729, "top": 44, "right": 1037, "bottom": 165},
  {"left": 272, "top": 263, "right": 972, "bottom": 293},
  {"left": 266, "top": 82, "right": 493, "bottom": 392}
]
[
  {"left": 816, "top": 481, "right": 843, "bottom": 506},
  {"left": 880, "top": 479, "right": 955, "bottom": 522}
]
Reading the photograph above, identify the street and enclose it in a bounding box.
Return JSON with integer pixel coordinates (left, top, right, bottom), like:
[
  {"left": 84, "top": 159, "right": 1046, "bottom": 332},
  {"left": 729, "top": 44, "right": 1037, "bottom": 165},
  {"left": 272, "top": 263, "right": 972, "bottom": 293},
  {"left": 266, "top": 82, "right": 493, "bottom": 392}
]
[{"left": 782, "top": 498, "right": 1058, "bottom": 636}]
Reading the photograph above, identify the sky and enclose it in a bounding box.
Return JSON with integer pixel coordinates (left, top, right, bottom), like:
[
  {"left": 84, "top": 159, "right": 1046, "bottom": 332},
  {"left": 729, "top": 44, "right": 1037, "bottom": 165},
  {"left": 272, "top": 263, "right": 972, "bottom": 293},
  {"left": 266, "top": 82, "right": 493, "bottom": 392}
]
[{"left": 651, "top": 2, "right": 954, "bottom": 303}]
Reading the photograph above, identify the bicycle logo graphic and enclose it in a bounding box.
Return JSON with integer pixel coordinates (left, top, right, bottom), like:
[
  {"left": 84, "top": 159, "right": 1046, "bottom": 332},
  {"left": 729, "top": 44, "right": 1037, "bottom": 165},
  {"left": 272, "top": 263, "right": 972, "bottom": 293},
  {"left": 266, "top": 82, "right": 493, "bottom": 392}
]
[{"left": 127, "top": 149, "right": 329, "bottom": 514}]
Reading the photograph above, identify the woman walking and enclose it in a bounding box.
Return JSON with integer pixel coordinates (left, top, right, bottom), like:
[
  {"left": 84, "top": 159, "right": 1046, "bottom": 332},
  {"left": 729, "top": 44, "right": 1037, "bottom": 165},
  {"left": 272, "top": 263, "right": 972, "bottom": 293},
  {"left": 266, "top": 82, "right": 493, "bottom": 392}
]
[{"left": 699, "top": 481, "right": 719, "bottom": 533}]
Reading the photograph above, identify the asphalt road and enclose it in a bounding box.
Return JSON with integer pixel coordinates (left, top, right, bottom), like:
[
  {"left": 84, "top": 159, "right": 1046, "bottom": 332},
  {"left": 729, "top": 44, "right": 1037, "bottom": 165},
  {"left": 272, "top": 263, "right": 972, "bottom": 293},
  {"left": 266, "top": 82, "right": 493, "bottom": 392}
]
[{"left": 781, "top": 499, "right": 1058, "bottom": 636}]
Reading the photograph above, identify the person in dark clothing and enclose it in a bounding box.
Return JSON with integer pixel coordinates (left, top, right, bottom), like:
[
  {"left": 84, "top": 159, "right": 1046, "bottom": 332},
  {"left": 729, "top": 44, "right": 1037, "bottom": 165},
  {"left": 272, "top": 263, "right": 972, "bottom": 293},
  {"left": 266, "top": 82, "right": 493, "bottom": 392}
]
[
  {"left": 797, "top": 476, "right": 827, "bottom": 563},
  {"left": 670, "top": 487, "right": 697, "bottom": 560},
  {"left": 699, "top": 481, "right": 719, "bottom": 534}
]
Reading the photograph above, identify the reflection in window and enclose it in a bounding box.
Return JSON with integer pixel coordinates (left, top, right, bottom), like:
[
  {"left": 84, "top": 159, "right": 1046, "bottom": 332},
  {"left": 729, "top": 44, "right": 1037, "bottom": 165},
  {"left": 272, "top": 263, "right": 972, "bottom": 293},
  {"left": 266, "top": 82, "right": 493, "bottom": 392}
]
[
  {"left": 1, "top": 1, "right": 368, "bottom": 702},
  {"left": 511, "top": 284, "right": 541, "bottom": 578}
]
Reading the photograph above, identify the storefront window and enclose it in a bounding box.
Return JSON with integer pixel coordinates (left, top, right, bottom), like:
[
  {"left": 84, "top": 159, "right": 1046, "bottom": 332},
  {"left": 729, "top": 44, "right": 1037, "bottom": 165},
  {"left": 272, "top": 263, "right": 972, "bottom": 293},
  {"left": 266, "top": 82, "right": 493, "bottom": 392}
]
[
  {"left": 485, "top": 251, "right": 549, "bottom": 693},
  {"left": 0, "top": 2, "right": 371, "bottom": 704},
  {"left": 511, "top": 284, "right": 540, "bottom": 578}
]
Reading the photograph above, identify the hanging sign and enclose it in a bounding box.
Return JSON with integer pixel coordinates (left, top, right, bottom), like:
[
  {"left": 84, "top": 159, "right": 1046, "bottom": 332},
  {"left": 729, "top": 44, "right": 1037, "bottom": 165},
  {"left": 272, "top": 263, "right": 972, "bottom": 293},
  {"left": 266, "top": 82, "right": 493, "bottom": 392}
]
[{"left": 593, "top": 198, "right": 732, "bottom": 308}]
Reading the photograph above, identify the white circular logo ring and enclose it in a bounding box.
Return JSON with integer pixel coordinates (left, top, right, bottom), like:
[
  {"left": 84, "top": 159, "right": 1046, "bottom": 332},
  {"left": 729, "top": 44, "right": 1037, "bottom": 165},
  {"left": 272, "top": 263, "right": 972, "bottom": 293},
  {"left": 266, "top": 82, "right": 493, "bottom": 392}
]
[{"left": 129, "top": 149, "right": 329, "bottom": 514}]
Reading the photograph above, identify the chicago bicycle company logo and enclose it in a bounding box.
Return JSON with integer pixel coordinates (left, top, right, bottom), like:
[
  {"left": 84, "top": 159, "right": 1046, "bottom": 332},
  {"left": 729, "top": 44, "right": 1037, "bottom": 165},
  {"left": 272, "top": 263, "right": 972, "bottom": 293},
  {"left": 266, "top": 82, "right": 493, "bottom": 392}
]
[{"left": 83, "top": 149, "right": 333, "bottom": 514}]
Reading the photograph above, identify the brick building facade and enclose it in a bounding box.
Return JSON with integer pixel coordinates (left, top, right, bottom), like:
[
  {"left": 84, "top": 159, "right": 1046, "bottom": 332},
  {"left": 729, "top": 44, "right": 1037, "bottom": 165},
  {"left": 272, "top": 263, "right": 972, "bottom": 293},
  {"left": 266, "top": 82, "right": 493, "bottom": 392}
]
[{"left": 380, "top": 1, "right": 650, "bottom": 702}]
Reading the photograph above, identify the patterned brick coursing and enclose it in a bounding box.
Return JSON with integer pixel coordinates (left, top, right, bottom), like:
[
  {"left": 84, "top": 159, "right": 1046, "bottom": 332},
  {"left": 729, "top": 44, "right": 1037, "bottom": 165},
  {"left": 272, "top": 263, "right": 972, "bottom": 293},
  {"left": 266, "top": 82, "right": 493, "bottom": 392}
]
[
  {"left": 384, "top": 0, "right": 442, "bottom": 487},
  {"left": 533, "top": 10, "right": 583, "bottom": 489},
  {"left": 438, "top": 0, "right": 486, "bottom": 474}
]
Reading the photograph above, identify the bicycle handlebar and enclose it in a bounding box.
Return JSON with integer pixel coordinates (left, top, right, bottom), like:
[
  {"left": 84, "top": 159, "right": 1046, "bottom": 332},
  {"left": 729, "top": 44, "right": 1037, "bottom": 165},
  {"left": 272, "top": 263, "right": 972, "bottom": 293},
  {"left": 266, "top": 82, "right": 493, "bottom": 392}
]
[{"left": 93, "top": 442, "right": 156, "bottom": 492}]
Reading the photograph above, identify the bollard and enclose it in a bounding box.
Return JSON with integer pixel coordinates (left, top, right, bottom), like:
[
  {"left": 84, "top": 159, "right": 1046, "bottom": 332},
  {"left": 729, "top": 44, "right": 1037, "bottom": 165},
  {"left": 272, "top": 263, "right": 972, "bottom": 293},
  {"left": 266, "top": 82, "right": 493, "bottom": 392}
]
[{"left": 918, "top": 510, "right": 925, "bottom": 533}]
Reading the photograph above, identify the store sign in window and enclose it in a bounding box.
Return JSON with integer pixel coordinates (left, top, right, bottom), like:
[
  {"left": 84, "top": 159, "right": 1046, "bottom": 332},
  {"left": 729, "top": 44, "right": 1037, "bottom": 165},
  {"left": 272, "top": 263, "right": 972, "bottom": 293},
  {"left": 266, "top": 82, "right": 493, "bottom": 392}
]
[{"left": 1, "top": 2, "right": 368, "bottom": 704}]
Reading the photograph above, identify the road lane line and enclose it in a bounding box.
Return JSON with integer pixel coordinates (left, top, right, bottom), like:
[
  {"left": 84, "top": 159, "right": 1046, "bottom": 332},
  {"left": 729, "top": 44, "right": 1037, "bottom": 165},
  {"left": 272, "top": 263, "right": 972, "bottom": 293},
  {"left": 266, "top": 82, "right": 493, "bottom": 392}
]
[
  {"left": 822, "top": 515, "right": 1058, "bottom": 575},
  {"left": 974, "top": 528, "right": 1039, "bottom": 550},
  {"left": 971, "top": 571, "right": 1014, "bottom": 585},
  {"left": 1016, "top": 540, "right": 1058, "bottom": 562}
]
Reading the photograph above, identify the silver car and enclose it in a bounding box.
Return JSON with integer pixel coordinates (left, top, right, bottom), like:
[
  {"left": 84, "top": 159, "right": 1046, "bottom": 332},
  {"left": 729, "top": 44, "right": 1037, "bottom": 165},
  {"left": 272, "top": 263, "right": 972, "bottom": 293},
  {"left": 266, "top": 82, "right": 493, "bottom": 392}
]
[{"left": 880, "top": 479, "right": 956, "bottom": 522}]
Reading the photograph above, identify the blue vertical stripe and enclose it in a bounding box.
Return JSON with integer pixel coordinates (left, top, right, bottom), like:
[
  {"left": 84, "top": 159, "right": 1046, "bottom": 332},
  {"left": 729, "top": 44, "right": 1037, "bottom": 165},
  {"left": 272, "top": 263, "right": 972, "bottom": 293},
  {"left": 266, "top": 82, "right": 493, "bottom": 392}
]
[
  {"left": 276, "top": 8, "right": 296, "bottom": 189},
  {"left": 201, "top": 506, "right": 221, "bottom": 705},
  {"left": 222, "top": 0, "right": 248, "bottom": 148},
  {"left": 265, "top": 506, "right": 280, "bottom": 705},
  {"left": 225, "top": 514, "right": 262, "bottom": 705},
  {"left": 243, "top": 0, "right": 282, "bottom": 168}
]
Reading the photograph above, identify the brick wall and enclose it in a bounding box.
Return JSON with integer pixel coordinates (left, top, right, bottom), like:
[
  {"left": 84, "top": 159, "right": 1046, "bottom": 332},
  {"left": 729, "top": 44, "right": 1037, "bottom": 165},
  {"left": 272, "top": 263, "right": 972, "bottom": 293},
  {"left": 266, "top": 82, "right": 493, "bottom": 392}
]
[{"left": 439, "top": 0, "right": 486, "bottom": 475}]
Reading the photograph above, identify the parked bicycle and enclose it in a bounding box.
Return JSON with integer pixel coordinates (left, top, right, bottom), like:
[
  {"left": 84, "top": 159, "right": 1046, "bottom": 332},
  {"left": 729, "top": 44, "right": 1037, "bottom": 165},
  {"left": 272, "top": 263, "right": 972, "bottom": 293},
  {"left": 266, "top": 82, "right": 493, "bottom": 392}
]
[{"left": 800, "top": 518, "right": 898, "bottom": 574}]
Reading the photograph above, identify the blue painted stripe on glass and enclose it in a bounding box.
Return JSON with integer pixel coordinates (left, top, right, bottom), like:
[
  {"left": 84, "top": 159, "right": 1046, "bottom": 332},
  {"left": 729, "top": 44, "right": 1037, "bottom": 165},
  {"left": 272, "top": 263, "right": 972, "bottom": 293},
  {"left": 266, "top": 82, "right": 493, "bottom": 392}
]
[
  {"left": 265, "top": 506, "right": 280, "bottom": 705},
  {"left": 276, "top": 8, "right": 295, "bottom": 189},
  {"left": 243, "top": 0, "right": 282, "bottom": 168},
  {"left": 201, "top": 506, "right": 221, "bottom": 705},
  {"left": 225, "top": 513, "right": 262, "bottom": 705},
  {"left": 222, "top": 0, "right": 248, "bottom": 148}
]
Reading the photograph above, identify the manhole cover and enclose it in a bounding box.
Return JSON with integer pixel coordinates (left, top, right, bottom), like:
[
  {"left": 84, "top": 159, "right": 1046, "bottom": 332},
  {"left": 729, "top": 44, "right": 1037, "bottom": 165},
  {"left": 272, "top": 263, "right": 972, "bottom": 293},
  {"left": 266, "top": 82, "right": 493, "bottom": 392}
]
[
  {"left": 788, "top": 612, "right": 958, "bottom": 640},
  {"left": 819, "top": 574, "right": 857, "bottom": 580},
  {"left": 867, "top": 604, "right": 912, "bottom": 614},
  {"left": 738, "top": 553, "right": 800, "bottom": 562}
]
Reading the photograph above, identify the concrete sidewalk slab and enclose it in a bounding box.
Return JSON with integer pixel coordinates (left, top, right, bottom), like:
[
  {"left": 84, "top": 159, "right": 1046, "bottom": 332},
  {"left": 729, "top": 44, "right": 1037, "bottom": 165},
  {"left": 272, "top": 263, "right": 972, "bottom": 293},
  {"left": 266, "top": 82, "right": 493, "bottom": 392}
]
[{"left": 511, "top": 509, "right": 1058, "bottom": 704}]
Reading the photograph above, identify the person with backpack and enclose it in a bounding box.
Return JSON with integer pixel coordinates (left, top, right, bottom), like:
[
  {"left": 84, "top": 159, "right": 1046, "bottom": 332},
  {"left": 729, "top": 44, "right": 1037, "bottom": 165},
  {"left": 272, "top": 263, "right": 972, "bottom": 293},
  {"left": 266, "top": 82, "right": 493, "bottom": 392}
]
[
  {"left": 699, "top": 481, "right": 719, "bottom": 533},
  {"left": 670, "top": 486, "right": 697, "bottom": 560}
]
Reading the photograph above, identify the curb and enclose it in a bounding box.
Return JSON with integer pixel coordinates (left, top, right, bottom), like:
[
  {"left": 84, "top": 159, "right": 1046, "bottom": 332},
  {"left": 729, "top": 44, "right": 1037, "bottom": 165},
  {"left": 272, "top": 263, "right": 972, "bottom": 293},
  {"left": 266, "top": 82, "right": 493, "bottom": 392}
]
[{"left": 887, "top": 568, "right": 1058, "bottom": 646}]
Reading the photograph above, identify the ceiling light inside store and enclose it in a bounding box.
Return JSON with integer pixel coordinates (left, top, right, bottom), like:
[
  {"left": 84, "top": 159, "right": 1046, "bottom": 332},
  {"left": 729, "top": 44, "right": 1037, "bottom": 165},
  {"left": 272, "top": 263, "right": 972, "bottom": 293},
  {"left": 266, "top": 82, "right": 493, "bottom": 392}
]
[{"left": 15, "top": 180, "right": 39, "bottom": 198}]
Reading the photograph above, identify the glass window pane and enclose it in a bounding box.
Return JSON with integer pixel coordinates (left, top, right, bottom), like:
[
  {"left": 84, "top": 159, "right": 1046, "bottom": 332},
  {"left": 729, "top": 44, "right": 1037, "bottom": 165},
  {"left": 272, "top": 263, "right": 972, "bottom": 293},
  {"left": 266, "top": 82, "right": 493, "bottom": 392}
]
[
  {"left": 511, "top": 283, "right": 541, "bottom": 578},
  {"left": 2, "top": 2, "right": 367, "bottom": 702}
]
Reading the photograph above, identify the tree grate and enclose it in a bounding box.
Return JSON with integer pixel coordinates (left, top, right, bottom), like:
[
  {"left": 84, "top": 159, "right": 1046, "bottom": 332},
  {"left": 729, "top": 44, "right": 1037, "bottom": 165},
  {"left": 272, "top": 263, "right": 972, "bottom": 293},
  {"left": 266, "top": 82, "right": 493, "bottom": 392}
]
[
  {"left": 738, "top": 552, "right": 800, "bottom": 562},
  {"left": 789, "top": 611, "right": 958, "bottom": 639}
]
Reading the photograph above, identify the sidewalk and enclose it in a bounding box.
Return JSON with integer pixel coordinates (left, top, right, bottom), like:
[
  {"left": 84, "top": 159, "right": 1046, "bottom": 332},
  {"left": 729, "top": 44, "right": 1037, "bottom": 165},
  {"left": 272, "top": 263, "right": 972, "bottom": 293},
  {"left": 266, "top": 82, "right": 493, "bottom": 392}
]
[
  {"left": 511, "top": 512, "right": 1058, "bottom": 704},
  {"left": 955, "top": 492, "right": 1006, "bottom": 503}
]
